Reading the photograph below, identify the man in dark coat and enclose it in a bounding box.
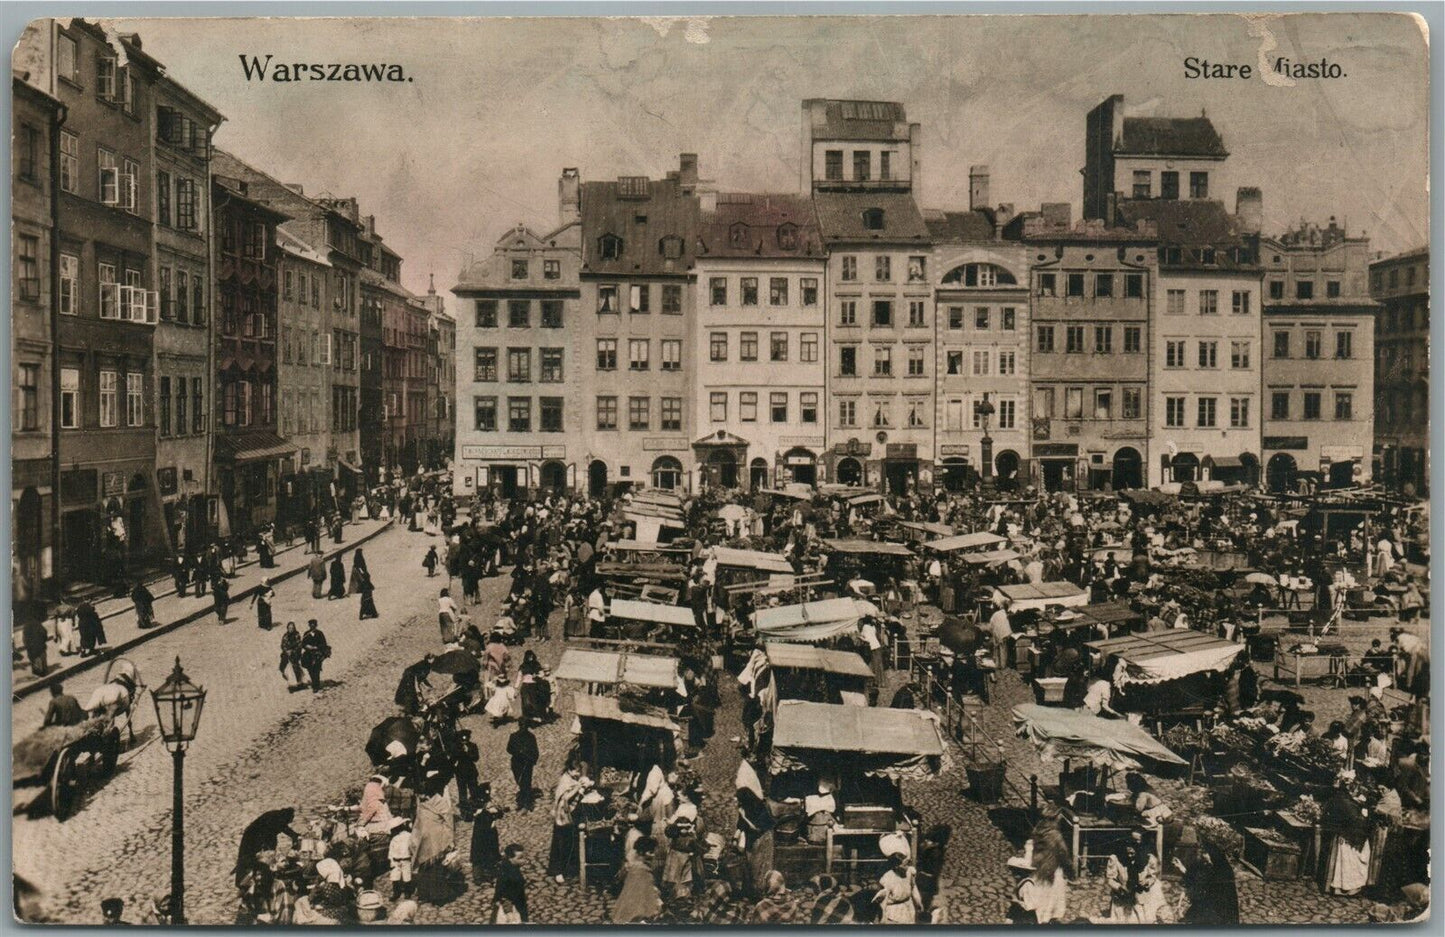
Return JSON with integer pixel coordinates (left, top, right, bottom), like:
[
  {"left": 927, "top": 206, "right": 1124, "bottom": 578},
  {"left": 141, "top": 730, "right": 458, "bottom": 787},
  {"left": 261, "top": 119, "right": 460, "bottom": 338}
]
[
  {"left": 131, "top": 580, "right": 156, "bottom": 629},
  {"left": 22, "top": 616, "right": 49, "bottom": 677},
  {"left": 395, "top": 655, "right": 434, "bottom": 714},
  {"left": 328, "top": 555, "right": 347, "bottom": 600},
  {"left": 76, "top": 601, "right": 105, "bottom": 656},
  {"left": 308, "top": 554, "right": 327, "bottom": 599},
  {"left": 212, "top": 575, "right": 230, "bottom": 624},
  {"left": 506, "top": 721, "right": 540, "bottom": 810},
  {"left": 300, "top": 620, "right": 331, "bottom": 693},
  {"left": 494, "top": 844, "right": 528, "bottom": 922},
  {"left": 233, "top": 807, "right": 302, "bottom": 886}
]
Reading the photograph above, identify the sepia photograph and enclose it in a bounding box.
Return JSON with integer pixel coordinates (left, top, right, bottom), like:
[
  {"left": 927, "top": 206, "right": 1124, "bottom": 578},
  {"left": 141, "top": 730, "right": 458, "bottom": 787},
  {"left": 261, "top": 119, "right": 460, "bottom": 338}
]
[{"left": 7, "top": 10, "right": 1432, "bottom": 926}]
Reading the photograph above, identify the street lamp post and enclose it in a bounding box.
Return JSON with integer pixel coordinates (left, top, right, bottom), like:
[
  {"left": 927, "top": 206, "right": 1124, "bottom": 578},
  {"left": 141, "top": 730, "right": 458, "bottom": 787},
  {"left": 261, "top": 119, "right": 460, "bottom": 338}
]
[
  {"left": 150, "top": 657, "right": 207, "bottom": 925},
  {"left": 975, "top": 393, "right": 996, "bottom": 482}
]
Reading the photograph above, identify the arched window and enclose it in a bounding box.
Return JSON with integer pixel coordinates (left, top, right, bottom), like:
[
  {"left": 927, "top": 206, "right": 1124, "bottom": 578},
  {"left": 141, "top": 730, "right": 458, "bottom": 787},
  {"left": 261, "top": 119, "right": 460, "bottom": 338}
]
[
  {"left": 861, "top": 208, "right": 885, "bottom": 231},
  {"left": 729, "top": 223, "right": 750, "bottom": 248},
  {"left": 941, "top": 262, "right": 1018, "bottom": 286},
  {"left": 598, "top": 234, "right": 623, "bottom": 260},
  {"left": 776, "top": 223, "right": 798, "bottom": 250},
  {"left": 651, "top": 456, "right": 683, "bottom": 490},
  {"left": 658, "top": 235, "right": 683, "bottom": 259}
]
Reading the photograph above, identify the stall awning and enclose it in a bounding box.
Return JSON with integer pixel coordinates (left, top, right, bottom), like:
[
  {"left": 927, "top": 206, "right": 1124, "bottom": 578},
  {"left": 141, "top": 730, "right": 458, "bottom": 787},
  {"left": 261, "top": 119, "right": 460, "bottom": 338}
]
[
  {"left": 961, "top": 548, "right": 1021, "bottom": 566},
  {"left": 927, "top": 531, "right": 1007, "bottom": 553},
  {"left": 1085, "top": 630, "right": 1244, "bottom": 684},
  {"left": 764, "top": 642, "right": 873, "bottom": 678},
  {"left": 607, "top": 598, "right": 696, "bottom": 628},
  {"left": 822, "top": 538, "right": 914, "bottom": 557},
  {"left": 994, "top": 581, "right": 1088, "bottom": 610},
  {"left": 773, "top": 701, "right": 946, "bottom": 757},
  {"left": 554, "top": 649, "right": 678, "bottom": 689},
  {"left": 214, "top": 432, "right": 298, "bottom": 464},
  {"left": 754, "top": 598, "right": 867, "bottom": 641},
  {"left": 572, "top": 693, "right": 678, "bottom": 731},
  {"left": 713, "top": 547, "right": 793, "bottom": 573},
  {"left": 846, "top": 493, "right": 885, "bottom": 506},
  {"left": 1204, "top": 455, "right": 1244, "bottom": 469},
  {"left": 1080, "top": 601, "right": 1143, "bottom": 627},
  {"left": 1013, "top": 703, "right": 1187, "bottom": 769},
  {"left": 896, "top": 521, "right": 955, "bottom": 539},
  {"left": 606, "top": 539, "right": 672, "bottom": 553},
  {"left": 758, "top": 487, "right": 812, "bottom": 501}
]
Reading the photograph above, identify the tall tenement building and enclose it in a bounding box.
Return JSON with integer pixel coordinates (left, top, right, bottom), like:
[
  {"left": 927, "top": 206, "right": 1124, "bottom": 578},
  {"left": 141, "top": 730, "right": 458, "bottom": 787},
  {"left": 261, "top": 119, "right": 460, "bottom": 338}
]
[
  {"left": 579, "top": 156, "right": 701, "bottom": 496},
  {"left": 453, "top": 170, "right": 582, "bottom": 497},
  {"left": 1370, "top": 246, "right": 1429, "bottom": 494},
  {"left": 1259, "top": 219, "right": 1377, "bottom": 491},
  {"left": 804, "top": 100, "right": 933, "bottom": 492}
]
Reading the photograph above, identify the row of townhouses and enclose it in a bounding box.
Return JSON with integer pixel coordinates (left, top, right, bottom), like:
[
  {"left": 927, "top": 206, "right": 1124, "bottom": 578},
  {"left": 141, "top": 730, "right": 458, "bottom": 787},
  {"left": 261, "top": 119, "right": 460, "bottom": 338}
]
[
  {"left": 12, "top": 20, "right": 455, "bottom": 611},
  {"left": 453, "top": 96, "right": 1426, "bottom": 501}
]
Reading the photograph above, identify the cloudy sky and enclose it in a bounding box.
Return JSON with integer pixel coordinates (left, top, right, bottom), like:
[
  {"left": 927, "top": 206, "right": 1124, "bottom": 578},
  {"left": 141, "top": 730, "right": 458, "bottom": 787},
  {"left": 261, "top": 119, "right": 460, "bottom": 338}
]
[{"left": 106, "top": 12, "right": 1430, "bottom": 296}]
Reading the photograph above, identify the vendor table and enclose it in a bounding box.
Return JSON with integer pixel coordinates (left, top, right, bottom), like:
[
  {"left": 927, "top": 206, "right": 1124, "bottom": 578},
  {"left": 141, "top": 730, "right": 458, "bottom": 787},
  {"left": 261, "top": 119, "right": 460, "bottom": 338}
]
[
  {"left": 1273, "top": 650, "right": 1348, "bottom": 688},
  {"left": 1275, "top": 809, "right": 1322, "bottom": 879},
  {"left": 1059, "top": 807, "right": 1162, "bottom": 877}
]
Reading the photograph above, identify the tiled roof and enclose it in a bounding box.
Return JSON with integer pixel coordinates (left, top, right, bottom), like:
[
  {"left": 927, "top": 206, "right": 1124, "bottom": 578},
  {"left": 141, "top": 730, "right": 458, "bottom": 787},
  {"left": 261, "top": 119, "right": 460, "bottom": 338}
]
[
  {"left": 580, "top": 179, "right": 699, "bottom": 277},
  {"left": 1118, "top": 199, "right": 1240, "bottom": 246},
  {"left": 698, "top": 193, "right": 823, "bottom": 259},
  {"left": 924, "top": 209, "right": 997, "bottom": 243},
  {"left": 812, "top": 192, "right": 930, "bottom": 244},
  {"left": 1117, "top": 116, "right": 1227, "bottom": 158},
  {"left": 806, "top": 99, "right": 911, "bottom": 142},
  {"left": 276, "top": 228, "right": 330, "bottom": 267}
]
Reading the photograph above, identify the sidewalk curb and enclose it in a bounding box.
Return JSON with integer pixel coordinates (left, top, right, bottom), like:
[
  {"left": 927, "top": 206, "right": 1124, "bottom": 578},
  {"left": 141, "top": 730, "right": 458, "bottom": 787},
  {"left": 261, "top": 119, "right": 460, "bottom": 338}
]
[{"left": 12, "top": 519, "right": 397, "bottom": 703}]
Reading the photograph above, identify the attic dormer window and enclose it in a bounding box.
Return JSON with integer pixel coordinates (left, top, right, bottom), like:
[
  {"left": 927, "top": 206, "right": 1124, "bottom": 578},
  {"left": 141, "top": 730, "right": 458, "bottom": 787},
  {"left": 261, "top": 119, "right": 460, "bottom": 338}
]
[
  {"left": 729, "top": 223, "right": 749, "bottom": 249},
  {"left": 599, "top": 234, "right": 623, "bottom": 260},
  {"left": 777, "top": 224, "right": 798, "bottom": 250},
  {"left": 659, "top": 235, "right": 683, "bottom": 260},
  {"left": 862, "top": 208, "right": 885, "bottom": 231}
]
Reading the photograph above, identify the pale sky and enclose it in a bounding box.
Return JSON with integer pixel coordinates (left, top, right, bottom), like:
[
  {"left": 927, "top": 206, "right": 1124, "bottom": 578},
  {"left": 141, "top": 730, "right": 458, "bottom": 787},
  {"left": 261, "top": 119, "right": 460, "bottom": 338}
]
[{"left": 104, "top": 13, "right": 1430, "bottom": 297}]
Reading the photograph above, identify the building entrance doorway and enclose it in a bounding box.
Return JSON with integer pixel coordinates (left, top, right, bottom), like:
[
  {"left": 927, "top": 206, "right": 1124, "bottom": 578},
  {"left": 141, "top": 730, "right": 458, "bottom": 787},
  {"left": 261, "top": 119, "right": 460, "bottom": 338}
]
[
  {"left": 588, "top": 461, "right": 608, "bottom": 497},
  {"left": 836, "top": 458, "right": 863, "bottom": 486},
  {"left": 493, "top": 465, "right": 520, "bottom": 498}
]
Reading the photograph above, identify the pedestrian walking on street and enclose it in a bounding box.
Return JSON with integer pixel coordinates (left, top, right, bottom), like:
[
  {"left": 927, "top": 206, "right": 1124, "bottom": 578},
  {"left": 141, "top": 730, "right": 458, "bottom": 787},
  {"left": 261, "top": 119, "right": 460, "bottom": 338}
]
[
  {"left": 506, "top": 720, "right": 540, "bottom": 810},
  {"left": 192, "top": 552, "right": 208, "bottom": 597},
  {"left": 22, "top": 615, "right": 49, "bottom": 678},
  {"left": 358, "top": 571, "right": 379, "bottom": 620},
  {"left": 173, "top": 554, "right": 190, "bottom": 597},
  {"left": 437, "top": 588, "right": 460, "bottom": 643},
  {"left": 253, "top": 578, "right": 276, "bottom": 630},
  {"left": 213, "top": 575, "right": 231, "bottom": 624},
  {"left": 349, "top": 549, "right": 369, "bottom": 596},
  {"left": 332, "top": 514, "right": 344, "bottom": 545},
  {"left": 300, "top": 619, "right": 331, "bottom": 693},
  {"left": 328, "top": 555, "right": 347, "bottom": 600},
  {"left": 279, "top": 622, "right": 304, "bottom": 689},
  {"left": 76, "top": 600, "right": 106, "bottom": 656},
  {"left": 423, "top": 546, "right": 439, "bottom": 578},
  {"left": 308, "top": 553, "right": 326, "bottom": 599},
  {"left": 470, "top": 789, "right": 503, "bottom": 884},
  {"left": 258, "top": 528, "right": 276, "bottom": 569},
  {"left": 306, "top": 516, "right": 322, "bottom": 554},
  {"left": 493, "top": 844, "right": 528, "bottom": 923}
]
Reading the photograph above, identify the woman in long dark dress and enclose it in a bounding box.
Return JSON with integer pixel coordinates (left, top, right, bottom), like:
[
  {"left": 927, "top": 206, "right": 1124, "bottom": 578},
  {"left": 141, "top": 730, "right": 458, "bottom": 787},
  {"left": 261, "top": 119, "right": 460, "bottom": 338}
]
[
  {"left": 1177, "top": 839, "right": 1239, "bottom": 924},
  {"left": 350, "top": 549, "right": 369, "bottom": 596},
  {"left": 358, "top": 570, "right": 379, "bottom": 620},
  {"left": 470, "top": 785, "right": 503, "bottom": 884},
  {"left": 253, "top": 579, "right": 276, "bottom": 630},
  {"left": 328, "top": 556, "right": 347, "bottom": 600}
]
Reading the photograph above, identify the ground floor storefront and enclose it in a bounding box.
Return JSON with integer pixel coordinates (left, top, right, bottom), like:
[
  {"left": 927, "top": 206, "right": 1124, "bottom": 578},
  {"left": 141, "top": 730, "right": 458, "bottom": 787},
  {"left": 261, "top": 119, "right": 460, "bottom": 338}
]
[
  {"left": 1375, "top": 438, "right": 1429, "bottom": 497},
  {"left": 1263, "top": 436, "right": 1368, "bottom": 494},
  {"left": 456, "top": 444, "right": 576, "bottom": 500}
]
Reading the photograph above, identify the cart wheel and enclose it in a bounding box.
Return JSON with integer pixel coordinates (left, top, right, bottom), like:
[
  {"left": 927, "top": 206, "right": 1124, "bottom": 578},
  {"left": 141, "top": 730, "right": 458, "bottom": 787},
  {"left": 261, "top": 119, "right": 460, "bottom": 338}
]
[{"left": 50, "top": 746, "right": 83, "bottom": 821}]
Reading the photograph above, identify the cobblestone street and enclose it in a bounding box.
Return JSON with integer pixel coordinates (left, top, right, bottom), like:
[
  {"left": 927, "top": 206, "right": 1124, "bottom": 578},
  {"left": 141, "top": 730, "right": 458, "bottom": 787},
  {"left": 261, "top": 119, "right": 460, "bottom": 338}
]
[{"left": 16, "top": 520, "right": 1382, "bottom": 924}]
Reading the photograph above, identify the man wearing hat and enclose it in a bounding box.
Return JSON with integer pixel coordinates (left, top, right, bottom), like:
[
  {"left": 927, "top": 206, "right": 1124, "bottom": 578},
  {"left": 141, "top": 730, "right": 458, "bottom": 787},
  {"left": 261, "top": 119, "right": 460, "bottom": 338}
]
[{"left": 100, "top": 898, "right": 128, "bottom": 925}]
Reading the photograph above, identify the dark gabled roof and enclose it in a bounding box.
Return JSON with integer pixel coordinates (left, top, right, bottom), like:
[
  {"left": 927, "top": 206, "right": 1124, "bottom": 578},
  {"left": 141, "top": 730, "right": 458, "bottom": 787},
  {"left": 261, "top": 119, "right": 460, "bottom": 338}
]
[
  {"left": 806, "top": 99, "right": 912, "bottom": 142},
  {"left": 698, "top": 193, "right": 823, "bottom": 259},
  {"left": 1118, "top": 199, "right": 1240, "bottom": 247},
  {"left": 1117, "top": 116, "right": 1227, "bottom": 158},
  {"left": 924, "top": 209, "right": 997, "bottom": 244},
  {"left": 580, "top": 178, "right": 699, "bottom": 277},
  {"left": 812, "top": 192, "right": 929, "bottom": 244}
]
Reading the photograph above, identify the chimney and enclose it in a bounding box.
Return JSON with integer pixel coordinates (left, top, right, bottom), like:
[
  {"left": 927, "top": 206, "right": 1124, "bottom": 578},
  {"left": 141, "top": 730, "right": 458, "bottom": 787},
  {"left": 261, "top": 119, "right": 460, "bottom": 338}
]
[
  {"left": 995, "top": 203, "right": 1015, "bottom": 236},
  {"left": 678, "top": 153, "right": 699, "bottom": 191},
  {"left": 1041, "top": 202, "right": 1072, "bottom": 228},
  {"left": 558, "top": 168, "right": 580, "bottom": 226},
  {"left": 909, "top": 122, "right": 922, "bottom": 193},
  {"left": 428, "top": 273, "right": 436, "bottom": 296},
  {"left": 1235, "top": 187, "right": 1262, "bottom": 236},
  {"left": 969, "top": 165, "right": 990, "bottom": 212}
]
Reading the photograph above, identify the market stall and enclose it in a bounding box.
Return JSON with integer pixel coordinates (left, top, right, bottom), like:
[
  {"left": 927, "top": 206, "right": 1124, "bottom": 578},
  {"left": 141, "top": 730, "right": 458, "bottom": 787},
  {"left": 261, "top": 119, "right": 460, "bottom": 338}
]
[
  {"left": 571, "top": 692, "right": 678, "bottom": 774},
  {"left": 923, "top": 531, "right": 1008, "bottom": 555},
  {"left": 752, "top": 597, "right": 871, "bottom": 643},
  {"left": 764, "top": 641, "right": 874, "bottom": 707},
  {"left": 1085, "top": 629, "right": 1245, "bottom": 723},
  {"left": 554, "top": 648, "right": 680, "bottom": 694},
  {"left": 821, "top": 539, "right": 914, "bottom": 594},
  {"left": 993, "top": 581, "right": 1089, "bottom": 612}
]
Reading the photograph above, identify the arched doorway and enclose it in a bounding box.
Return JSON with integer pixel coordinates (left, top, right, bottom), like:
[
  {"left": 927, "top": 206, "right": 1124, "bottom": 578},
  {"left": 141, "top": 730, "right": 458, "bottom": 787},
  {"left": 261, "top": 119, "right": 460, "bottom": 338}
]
[
  {"left": 995, "top": 450, "right": 1021, "bottom": 488},
  {"left": 588, "top": 460, "right": 608, "bottom": 497},
  {"left": 14, "top": 487, "right": 42, "bottom": 605},
  {"left": 1170, "top": 452, "right": 1200, "bottom": 483},
  {"left": 1328, "top": 459, "right": 1356, "bottom": 489},
  {"left": 651, "top": 456, "right": 683, "bottom": 491},
  {"left": 749, "top": 458, "right": 769, "bottom": 492},
  {"left": 783, "top": 448, "right": 817, "bottom": 487},
  {"left": 708, "top": 449, "right": 738, "bottom": 488},
  {"left": 1239, "top": 453, "right": 1260, "bottom": 488},
  {"left": 1266, "top": 453, "right": 1297, "bottom": 493},
  {"left": 540, "top": 461, "right": 567, "bottom": 493},
  {"left": 940, "top": 458, "right": 971, "bottom": 492},
  {"left": 1111, "top": 447, "right": 1143, "bottom": 490},
  {"left": 835, "top": 457, "right": 862, "bottom": 486}
]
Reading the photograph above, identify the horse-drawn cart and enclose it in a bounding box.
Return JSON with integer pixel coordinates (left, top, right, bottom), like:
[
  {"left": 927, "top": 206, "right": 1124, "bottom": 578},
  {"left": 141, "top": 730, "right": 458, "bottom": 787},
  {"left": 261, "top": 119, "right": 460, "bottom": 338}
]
[{"left": 13, "top": 659, "right": 144, "bottom": 820}]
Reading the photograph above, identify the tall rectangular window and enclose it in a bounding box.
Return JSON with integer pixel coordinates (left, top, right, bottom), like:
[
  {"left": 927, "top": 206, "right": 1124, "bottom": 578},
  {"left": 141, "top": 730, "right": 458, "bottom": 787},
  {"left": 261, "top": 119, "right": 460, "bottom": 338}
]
[
  {"left": 1198, "top": 290, "right": 1218, "bottom": 316},
  {"left": 908, "top": 301, "right": 925, "bottom": 327},
  {"left": 1064, "top": 388, "right": 1083, "bottom": 419},
  {"left": 1335, "top": 331, "right": 1353, "bottom": 359},
  {"left": 507, "top": 397, "right": 531, "bottom": 432},
  {"left": 156, "top": 170, "right": 171, "bottom": 226},
  {"left": 59, "top": 253, "right": 77, "bottom": 315},
  {"left": 972, "top": 350, "right": 990, "bottom": 376},
  {"left": 98, "top": 262, "right": 118, "bottom": 319},
  {"left": 710, "top": 332, "right": 728, "bottom": 362},
  {"left": 60, "top": 368, "right": 79, "bottom": 429},
  {"left": 1303, "top": 392, "right": 1321, "bottom": 420},
  {"left": 839, "top": 346, "right": 857, "bottom": 376},
  {"left": 1334, "top": 392, "right": 1353, "bottom": 420},
  {"left": 875, "top": 256, "right": 891, "bottom": 282},
  {"left": 1166, "top": 290, "right": 1186, "bottom": 315},
  {"left": 838, "top": 399, "right": 856, "bottom": 427},
  {"left": 99, "top": 370, "right": 118, "bottom": 427},
  {"left": 175, "top": 177, "right": 197, "bottom": 230},
  {"left": 59, "top": 130, "right": 78, "bottom": 194},
  {"left": 1304, "top": 331, "right": 1322, "bottom": 359},
  {"left": 1160, "top": 171, "right": 1179, "bottom": 199},
  {"left": 539, "top": 348, "right": 564, "bottom": 382},
  {"left": 825, "top": 150, "right": 843, "bottom": 180},
  {"left": 1066, "top": 273, "right": 1085, "bottom": 297},
  {"left": 661, "top": 340, "right": 681, "bottom": 372},
  {"left": 1065, "top": 325, "right": 1084, "bottom": 353},
  {"left": 770, "top": 392, "right": 788, "bottom": 423},
  {"left": 1094, "top": 388, "right": 1112, "bottom": 420},
  {"left": 597, "top": 285, "right": 618, "bottom": 314},
  {"left": 739, "top": 392, "right": 758, "bottom": 422},
  {"left": 595, "top": 339, "right": 617, "bottom": 370},
  {"left": 740, "top": 278, "right": 758, "bottom": 305},
  {"left": 596, "top": 396, "right": 617, "bottom": 430},
  {"left": 997, "top": 399, "right": 1016, "bottom": 429},
  {"left": 872, "top": 301, "right": 893, "bottom": 327},
  {"left": 740, "top": 332, "right": 758, "bottom": 361},
  {"left": 1189, "top": 171, "right": 1209, "bottom": 199},
  {"left": 974, "top": 307, "right": 990, "bottom": 330},
  {"left": 126, "top": 372, "right": 143, "bottom": 426},
  {"left": 769, "top": 278, "right": 788, "bottom": 306},
  {"left": 1094, "top": 326, "right": 1112, "bottom": 353},
  {"left": 853, "top": 150, "right": 870, "bottom": 181},
  {"left": 1296, "top": 280, "right": 1314, "bottom": 300},
  {"left": 192, "top": 378, "right": 204, "bottom": 434},
  {"left": 800, "top": 392, "right": 818, "bottom": 423},
  {"left": 1122, "top": 387, "right": 1142, "bottom": 420},
  {"left": 660, "top": 397, "right": 682, "bottom": 431},
  {"left": 1166, "top": 341, "right": 1185, "bottom": 368},
  {"left": 1165, "top": 396, "right": 1185, "bottom": 428},
  {"left": 709, "top": 392, "right": 727, "bottom": 422},
  {"left": 540, "top": 397, "right": 563, "bottom": 432},
  {"left": 800, "top": 332, "right": 818, "bottom": 362},
  {"left": 1132, "top": 170, "right": 1151, "bottom": 198},
  {"left": 540, "top": 300, "right": 563, "bottom": 328},
  {"left": 1273, "top": 331, "right": 1290, "bottom": 358},
  {"left": 801, "top": 278, "right": 818, "bottom": 305},
  {"left": 998, "top": 351, "right": 1016, "bottom": 375},
  {"left": 770, "top": 332, "right": 788, "bottom": 362},
  {"left": 710, "top": 277, "right": 727, "bottom": 305},
  {"left": 629, "top": 284, "right": 650, "bottom": 314},
  {"left": 475, "top": 300, "right": 497, "bottom": 327},
  {"left": 543, "top": 260, "right": 560, "bottom": 280},
  {"left": 1123, "top": 326, "right": 1141, "bottom": 353},
  {"left": 908, "top": 346, "right": 925, "bottom": 376},
  {"left": 1197, "top": 397, "right": 1217, "bottom": 427},
  {"left": 1124, "top": 274, "right": 1144, "bottom": 298},
  {"left": 1231, "top": 291, "right": 1251, "bottom": 315},
  {"left": 840, "top": 256, "right": 857, "bottom": 281},
  {"left": 508, "top": 300, "right": 529, "bottom": 327},
  {"left": 16, "top": 363, "right": 39, "bottom": 431},
  {"left": 1271, "top": 391, "right": 1289, "bottom": 420},
  {"left": 626, "top": 397, "right": 649, "bottom": 430},
  {"left": 873, "top": 346, "right": 892, "bottom": 376},
  {"left": 1198, "top": 341, "right": 1218, "bottom": 369},
  {"left": 839, "top": 300, "right": 857, "bottom": 326},
  {"left": 1230, "top": 397, "right": 1250, "bottom": 428},
  {"left": 1036, "top": 325, "right": 1054, "bottom": 353},
  {"left": 1095, "top": 273, "right": 1113, "bottom": 298},
  {"left": 628, "top": 339, "right": 650, "bottom": 371},
  {"left": 473, "top": 347, "right": 497, "bottom": 381},
  {"left": 1230, "top": 341, "right": 1251, "bottom": 369}
]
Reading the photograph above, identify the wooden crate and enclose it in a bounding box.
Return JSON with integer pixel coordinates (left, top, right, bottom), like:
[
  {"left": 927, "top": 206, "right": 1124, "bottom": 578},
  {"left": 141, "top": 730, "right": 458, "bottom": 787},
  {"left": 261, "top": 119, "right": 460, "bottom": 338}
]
[{"left": 1241, "top": 826, "right": 1302, "bottom": 881}]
